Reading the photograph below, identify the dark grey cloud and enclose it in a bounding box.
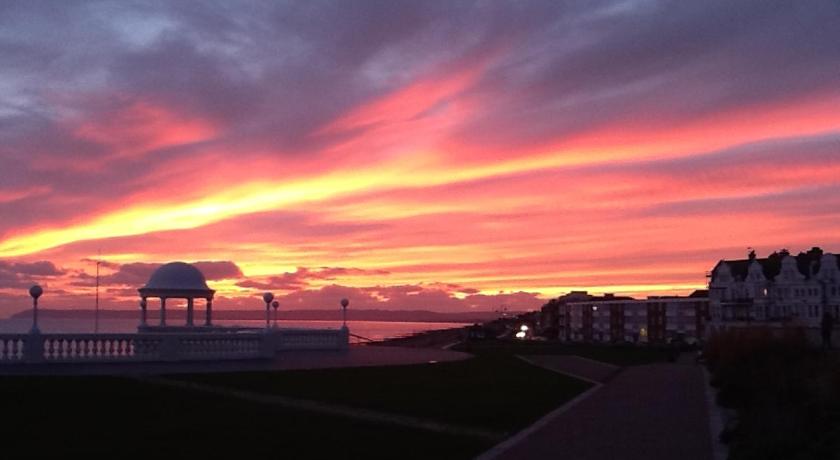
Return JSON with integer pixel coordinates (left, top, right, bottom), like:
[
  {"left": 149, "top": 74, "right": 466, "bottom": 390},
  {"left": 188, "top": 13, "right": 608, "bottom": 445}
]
[
  {"left": 452, "top": 0, "right": 840, "bottom": 150},
  {"left": 0, "top": 260, "right": 64, "bottom": 289},
  {"left": 96, "top": 260, "right": 243, "bottom": 286},
  {"left": 237, "top": 266, "right": 390, "bottom": 291},
  {"left": 269, "top": 282, "right": 543, "bottom": 312}
]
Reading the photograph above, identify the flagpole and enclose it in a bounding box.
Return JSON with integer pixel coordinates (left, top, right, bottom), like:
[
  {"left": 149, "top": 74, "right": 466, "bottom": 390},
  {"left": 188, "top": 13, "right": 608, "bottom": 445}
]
[{"left": 95, "top": 253, "right": 100, "bottom": 334}]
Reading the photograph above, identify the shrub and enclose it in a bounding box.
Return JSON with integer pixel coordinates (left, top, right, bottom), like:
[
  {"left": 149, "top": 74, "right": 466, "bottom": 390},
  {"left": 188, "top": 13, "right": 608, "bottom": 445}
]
[{"left": 705, "top": 328, "right": 840, "bottom": 459}]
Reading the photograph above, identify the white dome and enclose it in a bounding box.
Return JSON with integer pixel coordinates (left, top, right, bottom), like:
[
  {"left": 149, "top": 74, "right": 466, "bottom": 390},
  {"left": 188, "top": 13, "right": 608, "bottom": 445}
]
[{"left": 142, "top": 262, "right": 211, "bottom": 291}]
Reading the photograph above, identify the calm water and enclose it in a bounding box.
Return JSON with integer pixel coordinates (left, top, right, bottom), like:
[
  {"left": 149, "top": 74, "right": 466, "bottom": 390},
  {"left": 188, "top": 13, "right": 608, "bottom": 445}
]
[{"left": 0, "top": 317, "right": 469, "bottom": 343}]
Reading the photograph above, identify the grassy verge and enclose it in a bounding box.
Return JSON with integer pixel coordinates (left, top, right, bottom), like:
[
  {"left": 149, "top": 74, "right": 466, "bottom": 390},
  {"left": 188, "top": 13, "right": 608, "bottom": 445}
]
[
  {"left": 452, "top": 338, "right": 670, "bottom": 366},
  {"left": 0, "top": 374, "right": 486, "bottom": 459},
  {"left": 177, "top": 354, "right": 591, "bottom": 433}
]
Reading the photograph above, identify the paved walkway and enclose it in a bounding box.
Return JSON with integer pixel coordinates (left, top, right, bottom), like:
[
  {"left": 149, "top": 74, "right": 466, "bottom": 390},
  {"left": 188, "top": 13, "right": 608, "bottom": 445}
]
[
  {"left": 489, "top": 358, "right": 713, "bottom": 460},
  {"left": 0, "top": 345, "right": 470, "bottom": 376},
  {"left": 518, "top": 355, "right": 619, "bottom": 384}
]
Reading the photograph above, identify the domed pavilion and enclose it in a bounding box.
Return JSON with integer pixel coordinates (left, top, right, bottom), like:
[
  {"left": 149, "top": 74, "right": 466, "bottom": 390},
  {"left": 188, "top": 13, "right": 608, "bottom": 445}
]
[{"left": 137, "top": 262, "right": 216, "bottom": 329}]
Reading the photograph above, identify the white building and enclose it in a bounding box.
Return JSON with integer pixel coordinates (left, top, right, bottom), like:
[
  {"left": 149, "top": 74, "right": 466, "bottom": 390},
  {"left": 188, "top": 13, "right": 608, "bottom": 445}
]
[{"left": 708, "top": 248, "right": 840, "bottom": 331}]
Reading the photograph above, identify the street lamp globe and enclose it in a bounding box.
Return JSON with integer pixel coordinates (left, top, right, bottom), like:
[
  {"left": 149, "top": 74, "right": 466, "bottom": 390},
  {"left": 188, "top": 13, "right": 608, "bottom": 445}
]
[
  {"left": 263, "top": 292, "right": 274, "bottom": 304},
  {"left": 262, "top": 292, "right": 274, "bottom": 328}
]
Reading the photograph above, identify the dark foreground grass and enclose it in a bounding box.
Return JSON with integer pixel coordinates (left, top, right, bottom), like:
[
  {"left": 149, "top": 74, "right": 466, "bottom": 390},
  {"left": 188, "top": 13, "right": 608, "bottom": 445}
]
[
  {"left": 453, "top": 339, "right": 670, "bottom": 366},
  {"left": 0, "top": 374, "right": 487, "bottom": 459},
  {"left": 177, "top": 354, "right": 591, "bottom": 433}
]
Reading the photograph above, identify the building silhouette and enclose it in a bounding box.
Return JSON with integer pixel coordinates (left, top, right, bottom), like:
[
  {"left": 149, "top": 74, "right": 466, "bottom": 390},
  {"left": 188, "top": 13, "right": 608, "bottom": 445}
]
[{"left": 708, "top": 247, "right": 840, "bottom": 330}]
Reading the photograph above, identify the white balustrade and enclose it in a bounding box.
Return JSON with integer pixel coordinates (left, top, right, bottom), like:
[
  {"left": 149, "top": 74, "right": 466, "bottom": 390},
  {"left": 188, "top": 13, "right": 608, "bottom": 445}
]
[
  {"left": 0, "top": 335, "right": 27, "bottom": 362},
  {"left": 0, "top": 327, "right": 349, "bottom": 365},
  {"left": 41, "top": 334, "right": 138, "bottom": 361}
]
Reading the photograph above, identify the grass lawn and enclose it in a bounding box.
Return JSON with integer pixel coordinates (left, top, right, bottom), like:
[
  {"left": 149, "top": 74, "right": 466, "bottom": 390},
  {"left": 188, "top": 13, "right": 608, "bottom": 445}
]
[
  {"left": 452, "top": 339, "right": 671, "bottom": 366},
  {"left": 1, "top": 353, "right": 591, "bottom": 458},
  {"left": 176, "top": 353, "right": 592, "bottom": 434},
  {"left": 0, "top": 374, "right": 487, "bottom": 459}
]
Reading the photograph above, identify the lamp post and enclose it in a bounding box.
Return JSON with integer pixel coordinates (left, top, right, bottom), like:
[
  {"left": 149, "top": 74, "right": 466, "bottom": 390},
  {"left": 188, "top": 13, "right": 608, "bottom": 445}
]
[
  {"left": 272, "top": 300, "right": 279, "bottom": 328},
  {"left": 262, "top": 292, "right": 274, "bottom": 329},
  {"left": 29, "top": 285, "right": 43, "bottom": 334},
  {"left": 341, "top": 298, "right": 349, "bottom": 328}
]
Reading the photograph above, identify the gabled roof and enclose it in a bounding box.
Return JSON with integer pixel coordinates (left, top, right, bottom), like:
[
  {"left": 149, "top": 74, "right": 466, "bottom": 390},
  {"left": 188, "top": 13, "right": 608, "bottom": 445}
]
[
  {"left": 712, "top": 248, "right": 836, "bottom": 282},
  {"left": 689, "top": 289, "right": 709, "bottom": 298}
]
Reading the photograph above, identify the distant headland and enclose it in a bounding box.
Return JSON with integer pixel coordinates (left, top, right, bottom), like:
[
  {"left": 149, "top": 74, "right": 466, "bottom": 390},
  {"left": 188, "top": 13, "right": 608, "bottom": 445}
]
[{"left": 6, "top": 308, "right": 509, "bottom": 324}]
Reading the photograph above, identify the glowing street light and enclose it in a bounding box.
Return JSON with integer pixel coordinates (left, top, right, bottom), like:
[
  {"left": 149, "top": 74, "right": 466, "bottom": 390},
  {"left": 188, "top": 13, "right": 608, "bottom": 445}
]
[
  {"left": 515, "top": 331, "right": 526, "bottom": 339},
  {"left": 520, "top": 325, "right": 529, "bottom": 332},
  {"left": 262, "top": 292, "right": 274, "bottom": 329}
]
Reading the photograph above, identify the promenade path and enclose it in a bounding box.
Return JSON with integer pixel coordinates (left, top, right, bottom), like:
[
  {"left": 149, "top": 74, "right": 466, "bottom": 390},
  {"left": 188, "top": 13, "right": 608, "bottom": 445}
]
[
  {"left": 518, "top": 355, "right": 619, "bottom": 384},
  {"left": 487, "top": 355, "right": 714, "bottom": 460},
  {"left": 0, "top": 345, "right": 470, "bottom": 376}
]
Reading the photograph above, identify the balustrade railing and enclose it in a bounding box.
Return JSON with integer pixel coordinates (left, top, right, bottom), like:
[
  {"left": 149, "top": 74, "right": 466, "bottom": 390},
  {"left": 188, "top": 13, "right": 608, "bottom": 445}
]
[
  {"left": 41, "top": 334, "right": 138, "bottom": 361},
  {"left": 0, "top": 334, "right": 27, "bottom": 362},
  {"left": 0, "top": 327, "right": 349, "bottom": 365},
  {"left": 277, "top": 328, "right": 348, "bottom": 349}
]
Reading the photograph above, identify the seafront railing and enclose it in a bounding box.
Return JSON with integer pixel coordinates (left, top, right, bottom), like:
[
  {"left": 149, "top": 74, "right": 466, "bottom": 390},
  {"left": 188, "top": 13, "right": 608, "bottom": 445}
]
[
  {"left": 43, "top": 333, "right": 138, "bottom": 361},
  {"left": 0, "top": 327, "right": 349, "bottom": 365},
  {"left": 275, "top": 328, "right": 349, "bottom": 350},
  {"left": 0, "top": 334, "right": 27, "bottom": 362}
]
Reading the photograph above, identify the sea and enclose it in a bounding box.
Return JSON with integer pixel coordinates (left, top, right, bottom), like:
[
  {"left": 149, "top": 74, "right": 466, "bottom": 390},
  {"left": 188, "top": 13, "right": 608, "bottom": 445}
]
[{"left": 0, "top": 317, "right": 470, "bottom": 343}]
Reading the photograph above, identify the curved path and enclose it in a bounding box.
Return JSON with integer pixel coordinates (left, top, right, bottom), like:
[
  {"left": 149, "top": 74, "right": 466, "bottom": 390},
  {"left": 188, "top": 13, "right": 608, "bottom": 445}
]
[{"left": 485, "top": 358, "right": 713, "bottom": 460}]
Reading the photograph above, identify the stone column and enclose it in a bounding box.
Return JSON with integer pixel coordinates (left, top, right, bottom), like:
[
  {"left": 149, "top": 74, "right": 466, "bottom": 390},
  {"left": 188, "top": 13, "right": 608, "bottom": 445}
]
[
  {"left": 186, "top": 297, "right": 194, "bottom": 326},
  {"left": 205, "top": 299, "right": 213, "bottom": 326},
  {"left": 160, "top": 297, "right": 167, "bottom": 326},
  {"left": 140, "top": 298, "right": 147, "bottom": 327}
]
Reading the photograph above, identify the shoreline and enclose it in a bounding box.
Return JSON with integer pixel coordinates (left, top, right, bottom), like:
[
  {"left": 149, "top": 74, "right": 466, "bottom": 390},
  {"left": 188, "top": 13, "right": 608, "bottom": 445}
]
[{"left": 374, "top": 325, "right": 473, "bottom": 348}]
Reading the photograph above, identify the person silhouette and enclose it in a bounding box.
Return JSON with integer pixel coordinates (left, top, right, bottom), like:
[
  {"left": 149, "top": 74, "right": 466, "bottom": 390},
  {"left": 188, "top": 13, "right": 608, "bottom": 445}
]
[{"left": 821, "top": 311, "right": 835, "bottom": 349}]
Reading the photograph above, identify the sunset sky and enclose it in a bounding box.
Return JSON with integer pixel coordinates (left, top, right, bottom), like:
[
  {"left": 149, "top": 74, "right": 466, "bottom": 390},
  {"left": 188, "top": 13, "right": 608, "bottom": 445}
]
[{"left": 1, "top": 1, "right": 839, "bottom": 316}]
